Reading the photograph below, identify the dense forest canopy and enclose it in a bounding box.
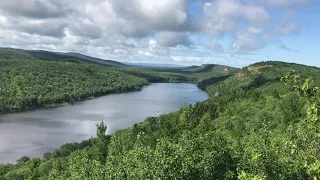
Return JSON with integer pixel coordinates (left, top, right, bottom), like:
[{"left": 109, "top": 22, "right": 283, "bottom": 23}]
[
  {"left": 0, "top": 59, "right": 319, "bottom": 179},
  {"left": 0, "top": 59, "right": 148, "bottom": 113},
  {"left": 0, "top": 57, "right": 236, "bottom": 113}
]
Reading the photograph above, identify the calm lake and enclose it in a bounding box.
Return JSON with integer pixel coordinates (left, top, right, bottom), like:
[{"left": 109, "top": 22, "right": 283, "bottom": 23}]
[{"left": 0, "top": 83, "right": 208, "bottom": 163}]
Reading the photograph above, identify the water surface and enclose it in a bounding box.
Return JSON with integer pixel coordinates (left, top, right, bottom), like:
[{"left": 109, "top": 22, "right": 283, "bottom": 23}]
[{"left": 0, "top": 83, "right": 208, "bottom": 163}]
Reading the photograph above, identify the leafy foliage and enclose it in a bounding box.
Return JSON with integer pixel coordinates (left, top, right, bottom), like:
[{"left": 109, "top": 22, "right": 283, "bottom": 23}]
[
  {"left": 0, "top": 59, "right": 148, "bottom": 113},
  {"left": 1, "top": 61, "right": 320, "bottom": 179}
]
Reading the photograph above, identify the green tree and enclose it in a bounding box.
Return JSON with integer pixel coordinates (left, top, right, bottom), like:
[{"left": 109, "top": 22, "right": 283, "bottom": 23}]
[{"left": 94, "top": 121, "right": 110, "bottom": 165}]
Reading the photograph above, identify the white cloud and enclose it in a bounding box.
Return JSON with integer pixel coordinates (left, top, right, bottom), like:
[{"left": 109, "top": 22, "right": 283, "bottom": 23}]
[
  {"left": 201, "top": 0, "right": 271, "bottom": 53},
  {"left": 247, "top": 27, "right": 263, "bottom": 34},
  {"left": 0, "top": 0, "right": 71, "bottom": 19},
  {"left": 0, "top": 0, "right": 315, "bottom": 65},
  {"left": 201, "top": 0, "right": 309, "bottom": 53},
  {"left": 106, "top": 0, "right": 195, "bottom": 37},
  {"left": 0, "top": 15, "right": 7, "bottom": 25},
  {"left": 203, "top": 0, "right": 270, "bottom": 35},
  {"left": 240, "top": 5, "right": 270, "bottom": 25},
  {"left": 157, "top": 31, "right": 192, "bottom": 47},
  {"left": 229, "top": 32, "right": 265, "bottom": 53},
  {"left": 148, "top": 39, "right": 158, "bottom": 51}
]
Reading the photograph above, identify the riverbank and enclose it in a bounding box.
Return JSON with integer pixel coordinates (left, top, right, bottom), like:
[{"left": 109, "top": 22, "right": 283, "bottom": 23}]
[
  {"left": 0, "top": 83, "right": 208, "bottom": 163},
  {"left": 0, "top": 82, "right": 149, "bottom": 115},
  {"left": 0, "top": 59, "right": 149, "bottom": 114}
]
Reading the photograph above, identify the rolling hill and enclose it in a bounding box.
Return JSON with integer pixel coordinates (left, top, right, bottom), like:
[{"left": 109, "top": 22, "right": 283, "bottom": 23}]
[
  {"left": 0, "top": 56, "right": 237, "bottom": 113},
  {"left": 0, "top": 47, "right": 128, "bottom": 67},
  {"left": 0, "top": 59, "right": 148, "bottom": 113},
  {"left": 1, "top": 61, "right": 319, "bottom": 179}
]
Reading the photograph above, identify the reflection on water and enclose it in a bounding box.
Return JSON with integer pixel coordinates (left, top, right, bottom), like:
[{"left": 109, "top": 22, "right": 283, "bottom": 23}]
[{"left": 0, "top": 83, "right": 208, "bottom": 163}]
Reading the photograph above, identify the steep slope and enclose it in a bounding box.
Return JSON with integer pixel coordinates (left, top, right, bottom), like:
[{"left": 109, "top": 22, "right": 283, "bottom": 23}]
[{"left": 0, "top": 47, "right": 128, "bottom": 67}]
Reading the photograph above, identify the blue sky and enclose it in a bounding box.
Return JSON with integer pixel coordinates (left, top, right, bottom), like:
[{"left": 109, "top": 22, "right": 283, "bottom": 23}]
[
  {"left": 0, "top": 0, "right": 319, "bottom": 67},
  {"left": 185, "top": 0, "right": 320, "bottom": 67}
]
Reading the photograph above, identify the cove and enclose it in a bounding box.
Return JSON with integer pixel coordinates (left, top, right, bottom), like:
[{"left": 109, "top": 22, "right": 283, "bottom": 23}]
[{"left": 0, "top": 83, "right": 208, "bottom": 163}]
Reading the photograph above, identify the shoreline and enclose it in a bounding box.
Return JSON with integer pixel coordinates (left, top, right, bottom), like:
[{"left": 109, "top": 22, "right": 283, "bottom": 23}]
[
  {"left": 0, "top": 83, "right": 208, "bottom": 164},
  {"left": 0, "top": 79, "right": 200, "bottom": 115},
  {"left": 0, "top": 82, "right": 150, "bottom": 115}
]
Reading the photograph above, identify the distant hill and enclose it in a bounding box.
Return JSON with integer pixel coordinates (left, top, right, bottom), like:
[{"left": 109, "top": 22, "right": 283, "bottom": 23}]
[
  {"left": 124, "top": 62, "right": 185, "bottom": 68},
  {"left": 0, "top": 47, "right": 128, "bottom": 67},
  {"left": 180, "top": 64, "right": 218, "bottom": 72},
  {"left": 2, "top": 61, "right": 320, "bottom": 179}
]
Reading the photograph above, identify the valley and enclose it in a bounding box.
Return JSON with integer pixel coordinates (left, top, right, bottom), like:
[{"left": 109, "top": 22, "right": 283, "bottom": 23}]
[{"left": 0, "top": 49, "right": 319, "bottom": 179}]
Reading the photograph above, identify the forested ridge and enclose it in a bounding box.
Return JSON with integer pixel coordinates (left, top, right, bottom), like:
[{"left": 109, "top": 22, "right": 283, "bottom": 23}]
[
  {"left": 0, "top": 59, "right": 148, "bottom": 113},
  {"left": 120, "top": 64, "right": 238, "bottom": 83},
  {"left": 0, "top": 48, "right": 128, "bottom": 67},
  {"left": 1, "top": 61, "right": 320, "bottom": 179},
  {"left": 0, "top": 59, "right": 235, "bottom": 113}
]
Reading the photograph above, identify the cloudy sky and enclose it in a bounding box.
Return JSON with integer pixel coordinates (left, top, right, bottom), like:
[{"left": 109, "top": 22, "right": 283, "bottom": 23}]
[{"left": 0, "top": 0, "right": 319, "bottom": 67}]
